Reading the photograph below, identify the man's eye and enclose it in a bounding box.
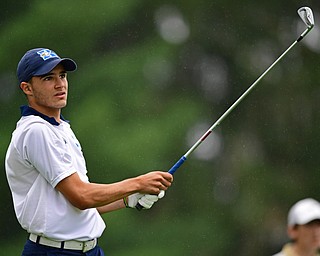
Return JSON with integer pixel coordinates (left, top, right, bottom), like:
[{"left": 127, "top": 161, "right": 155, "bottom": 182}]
[
  {"left": 60, "top": 74, "right": 66, "bottom": 79},
  {"left": 43, "top": 76, "right": 52, "bottom": 81}
]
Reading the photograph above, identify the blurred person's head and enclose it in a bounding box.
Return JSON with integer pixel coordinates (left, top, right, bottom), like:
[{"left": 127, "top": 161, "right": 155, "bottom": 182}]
[{"left": 287, "top": 198, "right": 320, "bottom": 252}]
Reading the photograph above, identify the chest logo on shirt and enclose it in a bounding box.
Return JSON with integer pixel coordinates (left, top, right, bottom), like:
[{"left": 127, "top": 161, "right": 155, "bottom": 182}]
[
  {"left": 63, "top": 136, "right": 80, "bottom": 148},
  {"left": 71, "top": 135, "right": 80, "bottom": 148}
]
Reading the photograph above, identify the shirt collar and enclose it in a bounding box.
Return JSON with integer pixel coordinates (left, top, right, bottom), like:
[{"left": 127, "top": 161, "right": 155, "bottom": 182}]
[{"left": 20, "top": 105, "right": 69, "bottom": 126}]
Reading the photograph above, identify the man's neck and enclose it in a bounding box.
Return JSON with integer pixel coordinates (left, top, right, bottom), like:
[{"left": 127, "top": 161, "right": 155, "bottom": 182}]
[
  {"left": 20, "top": 105, "right": 68, "bottom": 126},
  {"left": 292, "top": 243, "right": 319, "bottom": 256},
  {"left": 28, "top": 104, "right": 61, "bottom": 123}
]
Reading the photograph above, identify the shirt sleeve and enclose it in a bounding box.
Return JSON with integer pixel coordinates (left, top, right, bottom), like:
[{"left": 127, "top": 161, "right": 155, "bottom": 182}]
[{"left": 23, "top": 123, "right": 76, "bottom": 187}]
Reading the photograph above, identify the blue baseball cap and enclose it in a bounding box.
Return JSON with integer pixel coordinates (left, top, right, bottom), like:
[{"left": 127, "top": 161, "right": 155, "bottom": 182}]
[{"left": 17, "top": 48, "right": 77, "bottom": 83}]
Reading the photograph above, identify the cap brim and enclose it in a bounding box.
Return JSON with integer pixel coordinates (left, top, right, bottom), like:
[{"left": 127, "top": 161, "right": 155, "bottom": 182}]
[
  {"left": 33, "top": 58, "right": 77, "bottom": 76},
  {"left": 295, "top": 213, "right": 320, "bottom": 226}
]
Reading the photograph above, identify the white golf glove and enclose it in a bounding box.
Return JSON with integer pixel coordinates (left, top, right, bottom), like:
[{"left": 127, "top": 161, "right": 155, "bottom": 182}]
[
  {"left": 126, "top": 190, "right": 165, "bottom": 209},
  {"left": 138, "top": 190, "right": 165, "bottom": 209},
  {"left": 127, "top": 193, "right": 144, "bottom": 208}
]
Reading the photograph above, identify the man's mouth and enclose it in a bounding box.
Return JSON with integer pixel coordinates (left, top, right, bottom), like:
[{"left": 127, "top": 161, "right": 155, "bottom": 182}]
[{"left": 54, "top": 92, "right": 66, "bottom": 98}]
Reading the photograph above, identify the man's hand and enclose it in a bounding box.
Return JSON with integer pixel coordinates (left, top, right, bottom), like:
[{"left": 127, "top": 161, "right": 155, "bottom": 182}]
[
  {"left": 125, "top": 170, "right": 172, "bottom": 210},
  {"left": 126, "top": 190, "right": 165, "bottom": 209},
  {"left": 136, "top": 171, "right": 173, "bottom": 195},
  {"left": 138, "top": 190, "right": 165, "bottom": 209},
  {"left": 127, "top": 193, "right": 144, "bottom": 208},
  {"left": 136, "top": 190, "right": 165, "bottom": 211}
]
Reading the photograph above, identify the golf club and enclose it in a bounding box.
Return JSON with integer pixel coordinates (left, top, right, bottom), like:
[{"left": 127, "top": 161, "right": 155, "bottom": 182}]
[{"left": 136, "top": 7, "right": 314, "bottom": 210}]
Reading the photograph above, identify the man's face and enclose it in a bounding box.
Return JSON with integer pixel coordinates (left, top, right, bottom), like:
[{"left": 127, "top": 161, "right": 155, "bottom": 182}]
[
  {"left": 289, "top": 220, "right": 320, "bottom": 250},
  {"left": 26, "top": 64, "right": 68, "bottom": 115}
]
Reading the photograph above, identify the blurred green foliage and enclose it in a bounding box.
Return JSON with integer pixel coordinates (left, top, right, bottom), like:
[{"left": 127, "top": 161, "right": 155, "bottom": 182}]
[{"left": 1, "top": 0, "right": 320, "bottom": 255}]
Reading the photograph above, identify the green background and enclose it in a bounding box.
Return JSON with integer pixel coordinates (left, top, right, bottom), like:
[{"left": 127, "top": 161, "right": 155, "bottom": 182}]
[{"left": 1, "top": 0, "right": 320, "bottom": 255}]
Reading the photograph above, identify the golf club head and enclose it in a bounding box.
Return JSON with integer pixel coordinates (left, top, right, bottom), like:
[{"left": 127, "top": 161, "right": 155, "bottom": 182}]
[{"left": 298, "top": 7, "right": 314, "bottom": 28}]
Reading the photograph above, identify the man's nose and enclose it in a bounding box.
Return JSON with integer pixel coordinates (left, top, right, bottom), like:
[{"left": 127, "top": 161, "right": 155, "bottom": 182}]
[{"left": 54, "top": 78, "right": 64, "bottom": 88}]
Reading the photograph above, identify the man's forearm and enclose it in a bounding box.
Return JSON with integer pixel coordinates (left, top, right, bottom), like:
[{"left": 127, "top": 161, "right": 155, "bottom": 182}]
[{"left": 97, "top": 199, "right": 126, "bottom": 214}]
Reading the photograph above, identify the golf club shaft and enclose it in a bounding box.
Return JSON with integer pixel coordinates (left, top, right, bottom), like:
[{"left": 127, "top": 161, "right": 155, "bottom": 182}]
[
  {"left": 168, "top": 28, "right": 311, "bottom": 175},
  {"left": 136, "top": 24, "right": 313, "bottom": 210}
]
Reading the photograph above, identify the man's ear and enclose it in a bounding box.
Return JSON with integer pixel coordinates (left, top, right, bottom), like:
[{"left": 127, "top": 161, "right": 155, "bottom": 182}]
[
  {"left": 287, "top": 225, "right": 298, "bottom": 241},
  {"left": 20, "top": 82, "right": 32, "bottom": 95}
]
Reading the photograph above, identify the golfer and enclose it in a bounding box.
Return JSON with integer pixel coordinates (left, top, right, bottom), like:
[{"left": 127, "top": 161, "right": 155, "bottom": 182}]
[
  {"left": 5, "top": 48, "right": 173, "bottom": 256},
  {"left": 273, "top": 198, "right": 320, "bottom": 256}
]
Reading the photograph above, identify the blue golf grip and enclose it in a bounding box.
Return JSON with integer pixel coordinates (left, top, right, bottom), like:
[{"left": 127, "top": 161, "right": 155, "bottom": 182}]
[
  {"left": 136, "top": 156, "right": 187, "bottom": 210},
  {"left": 168, "top": 156, "right": 187, "bottom": 174}
]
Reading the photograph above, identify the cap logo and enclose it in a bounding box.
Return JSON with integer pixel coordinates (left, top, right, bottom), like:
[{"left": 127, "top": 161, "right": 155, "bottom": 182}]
[{"left": 36, "top": 49, "right": 58, "bottom": 61}]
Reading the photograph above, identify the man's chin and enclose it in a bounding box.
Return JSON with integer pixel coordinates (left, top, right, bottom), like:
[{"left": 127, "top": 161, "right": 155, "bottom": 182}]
[{"left": 55, "top": 101, "right": 67, "bottom": 109}]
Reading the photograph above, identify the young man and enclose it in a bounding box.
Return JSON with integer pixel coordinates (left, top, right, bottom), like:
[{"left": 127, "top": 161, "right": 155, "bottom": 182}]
[
  {"left": 273, "top": 198, "right": 320, "bottom": 256},
  {"left": 5, "top": 48, "right": 173, "bottom": 256}
]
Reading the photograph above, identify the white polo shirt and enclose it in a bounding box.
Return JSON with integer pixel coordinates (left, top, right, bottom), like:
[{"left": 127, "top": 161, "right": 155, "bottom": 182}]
[{"left": 5, "top": 106, "right": 105, "bottom": 241}]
